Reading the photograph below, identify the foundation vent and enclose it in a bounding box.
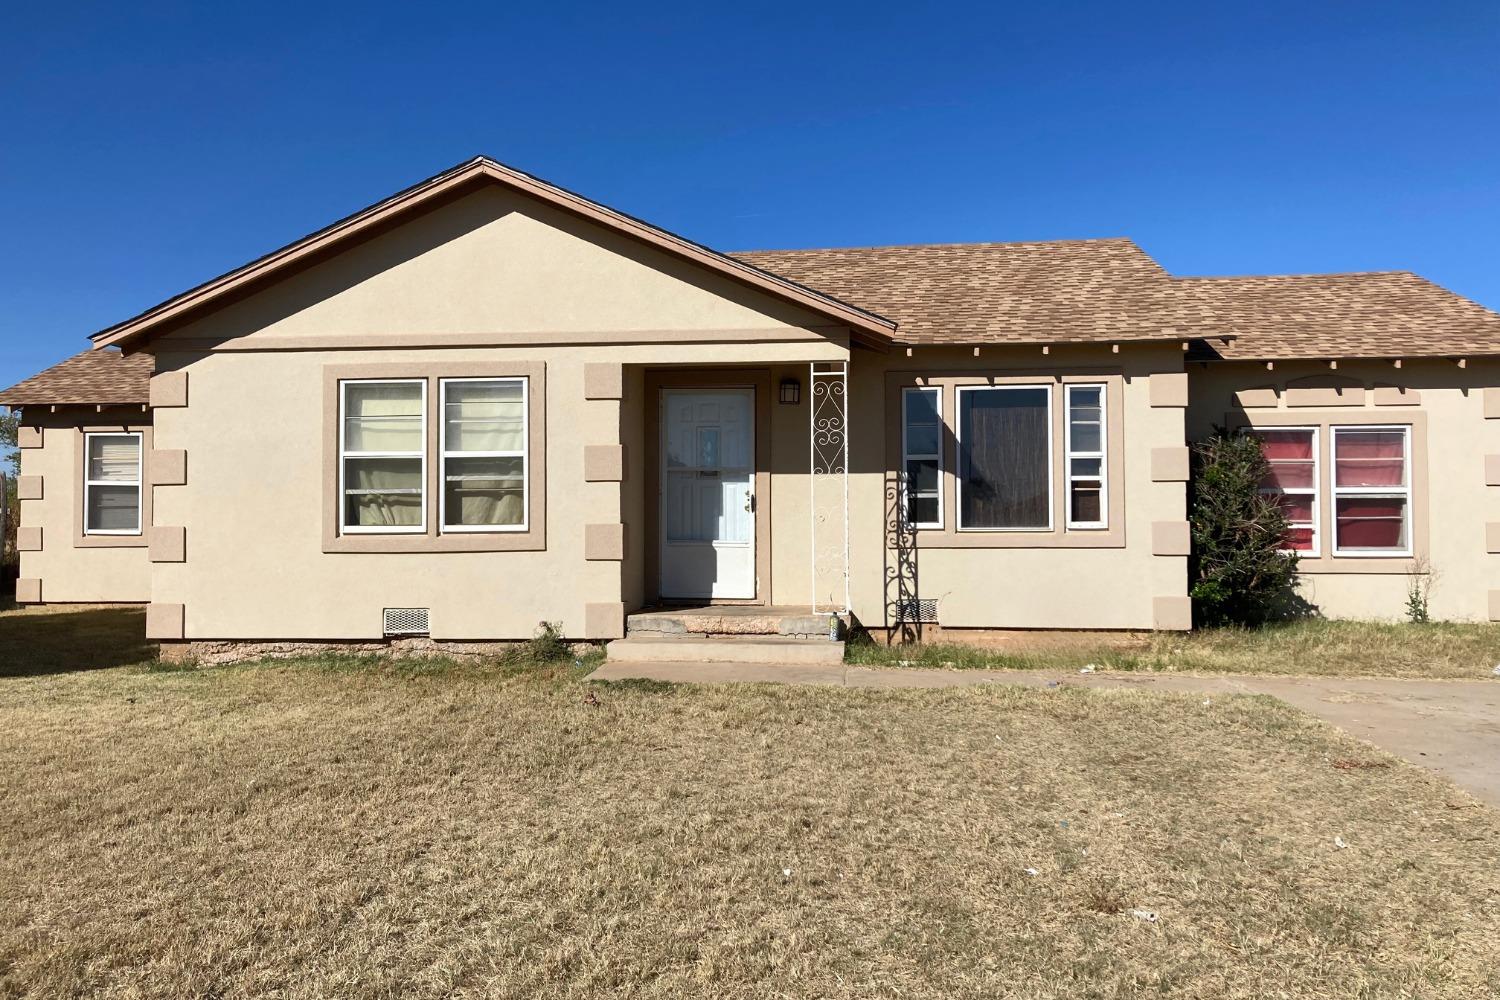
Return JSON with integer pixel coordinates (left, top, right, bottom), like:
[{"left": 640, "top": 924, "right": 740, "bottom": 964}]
[
  {"left": 383, "top": 608, "right": 430, "bottom": 636},
  {"left": 897, "top": 598, "right": 939, "bottom": 624}
]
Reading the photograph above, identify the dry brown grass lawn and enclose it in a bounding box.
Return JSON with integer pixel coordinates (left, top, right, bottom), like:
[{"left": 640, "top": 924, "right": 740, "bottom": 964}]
[
  {"left": 2, "top": 607, "right": 1498, "bottom": 998},
  {"left": 849, "top": 618, "right": 1500, "bottom": 679}
]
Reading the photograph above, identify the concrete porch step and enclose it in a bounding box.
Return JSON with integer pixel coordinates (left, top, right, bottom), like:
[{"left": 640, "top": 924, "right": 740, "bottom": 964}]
[
  {"left": 627, "top": 605, "right": 843, "bottom": 639},
  {"left": 605, "top": 635, "right": 846, "bottom": 665}
]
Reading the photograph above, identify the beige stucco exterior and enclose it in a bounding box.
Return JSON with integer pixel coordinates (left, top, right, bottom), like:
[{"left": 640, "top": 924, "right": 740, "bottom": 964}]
[
  {"left": 1187, "top": 359, "right": 1500, "bottom": 621},
  {"left": 139, "top": 186, "right": 852, "bottom": 640},
  {"left": 12, "top": 177, "right": 1497, "bottom": 637},
  {"left": 847, "top": 345, "right": 1189, "bottom": 631},
  {"left": 15, "top": 409, "right": 152, "bottom": 603}
]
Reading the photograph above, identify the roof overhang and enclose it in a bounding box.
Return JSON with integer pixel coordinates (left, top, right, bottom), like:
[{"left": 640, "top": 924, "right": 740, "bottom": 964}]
[{"left": 90, "top": 156, "right": 897, "bottom": 353}]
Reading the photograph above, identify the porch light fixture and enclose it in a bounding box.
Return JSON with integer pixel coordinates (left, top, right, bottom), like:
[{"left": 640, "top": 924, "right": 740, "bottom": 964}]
[{"left": 779, "top": 377, "right": 801, "bottom": 405}]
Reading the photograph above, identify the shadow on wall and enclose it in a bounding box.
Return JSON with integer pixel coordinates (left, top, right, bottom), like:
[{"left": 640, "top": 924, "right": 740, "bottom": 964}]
[{"left": 0, "top": 606, "right": 157, "bottom": 678}]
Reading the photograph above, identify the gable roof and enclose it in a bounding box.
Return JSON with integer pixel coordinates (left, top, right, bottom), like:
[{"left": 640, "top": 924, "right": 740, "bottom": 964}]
[
  {"left": 90, "top": 156, "right": 897, "bottom": 351},
  {"left": 733, "top": 238, "right": 1182, "bottom": 346},
  {"left": 0, "top": 349, "right": 151, "bottom": 406},
  {"left": 1175, "top": 272, "right": 1500, "bottom": 361}
]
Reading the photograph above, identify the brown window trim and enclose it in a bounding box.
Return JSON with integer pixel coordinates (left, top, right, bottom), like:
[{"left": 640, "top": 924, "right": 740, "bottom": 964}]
[
  {"left": 75, "top": 424, "right": 153, "bottom": 549},
  {"left": 322, "top": 361, "right": 546, "bottom": 553},
  {"left": 1231, "top": 409, "right": 1428, "bottom": 574},
  {"left": 885, "top": 370, "right": 1126, "bottom": 549}
]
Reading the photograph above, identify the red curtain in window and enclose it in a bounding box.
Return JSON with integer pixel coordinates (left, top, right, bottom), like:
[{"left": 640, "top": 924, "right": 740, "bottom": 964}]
[
  {"left": 1335, "top": 430, "right": 1404, "bottom": 487},
  {"left": 1334, "top": 497, "right": 1406, "bottom": 549},
  {"left": 1255, "top": 429, "right": 1316, "bottom": 551}
]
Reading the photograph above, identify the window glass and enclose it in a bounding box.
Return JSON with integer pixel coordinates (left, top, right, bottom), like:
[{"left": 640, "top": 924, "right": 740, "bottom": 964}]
[
  {"left": 444, "top": 456, "right": 525, "bottom": 527},
  {"left": 1333, "top": 429, "right": 1406, "bottom": 487},
  {"left": 343, "top": 458, "right": 424, "bottom": 527},
  {"left": 1253, "top": 428, "right": 1318, "bottom": 553},
  {"left": 901, "top": 387, "right": 942, "bottom": 527},
  {"left": 341, "top": 381, "right": 425, "bottom": 532},
  {"left": 1334, "top": 497, "right": 1407, "bottom": 550},
  {"left": 444, "top": 380, "right": 524, "bottom": 452},
  {"left": 1065, "top": 385, "right": 1106, "bottom": 527},
  {"left": 84, "top": 433, "right": 142, "bottom": 534},
  {"left": 1332, "top": 427, "right": 1409, "bottom": 554},
  {"left": 958, "top": 386, "right": 1050, "bottom": 530},
  {"left": 442, "top": 378, "right": 527, "bottom": 530},
  {"left": 344, "top": 383, "right": 423, "bottom": 452}
]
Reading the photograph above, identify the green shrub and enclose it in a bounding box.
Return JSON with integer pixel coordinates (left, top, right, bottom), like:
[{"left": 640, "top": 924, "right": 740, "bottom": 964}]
[{"left": 1188, "top": 430, "right": 1301, "bottom": 627}]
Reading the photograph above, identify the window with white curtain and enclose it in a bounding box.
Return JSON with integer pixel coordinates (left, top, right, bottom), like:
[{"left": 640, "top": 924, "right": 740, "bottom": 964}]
[
  {"left": 83, "top": 432, "right": 142, "bottom": 534},
  {"left": 1064, "top": 384, "right": 1106, "bottom": 527},
  {"left": 957, "top": 384, "right": 1052, "bottom": 530},
  {"left": 901, "top": 386, "right": 942, "bottom": 528},
  {"left": 1332, "top": 426, "right": 1410, "bottom": 555},
  {"left": 340, "top": 380, "right": 426, "bottom": 532},
  {"left": 440, "top": 378, "right": 528, "bottom": 531}
]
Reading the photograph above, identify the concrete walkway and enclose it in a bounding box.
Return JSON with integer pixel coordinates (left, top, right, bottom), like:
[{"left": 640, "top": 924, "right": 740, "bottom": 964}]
[{"left": 587, "top": 661, "right": 1500, "bottom": 808}]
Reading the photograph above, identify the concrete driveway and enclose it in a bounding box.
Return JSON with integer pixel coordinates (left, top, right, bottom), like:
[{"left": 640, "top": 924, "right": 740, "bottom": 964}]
[{"left": 588, "top": 661, "right": 1500, "bottom": 808}]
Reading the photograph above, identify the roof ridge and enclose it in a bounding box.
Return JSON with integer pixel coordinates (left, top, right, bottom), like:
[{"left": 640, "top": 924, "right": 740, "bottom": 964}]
[
  {"left": 1175, "top": 270, "right": 1419, "bottom": 282},
  {"left": 733, "top": 237, "right": 1139, "bottom": 255}
]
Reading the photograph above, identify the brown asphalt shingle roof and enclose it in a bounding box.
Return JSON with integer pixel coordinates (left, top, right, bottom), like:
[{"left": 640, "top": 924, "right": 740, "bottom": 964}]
[
  {"left": 1174, "top": 272, "right": 1500, "bottom": 361},
  {"left": 8, "top": 242, "right": 1500, "bottom": 411},
  {"left": 733, "top": 238, "right": 1180, "bottom": 346},
  {"left": 0, "top": 349, "right": 151, "bottom": 407},
  {"left": 738, "top": 241, "right": 1500, "bottom": 359}
]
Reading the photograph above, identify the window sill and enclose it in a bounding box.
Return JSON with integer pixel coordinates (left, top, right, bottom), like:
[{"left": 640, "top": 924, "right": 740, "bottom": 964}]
[
  {"left": 1294, "top": 556, "right": 1419, "bottom": 574},
  {"left": 912, "top": 528, "right": 1125, "bottom": 550},
  {"left": 324, "top": 530, "right": 545, "bottom": 554},
  {"left": 75, "top": 533, "right": 148, "bottom": 549}
]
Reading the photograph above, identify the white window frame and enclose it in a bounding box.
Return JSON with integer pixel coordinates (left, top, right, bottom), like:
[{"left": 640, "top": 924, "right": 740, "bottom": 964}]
[
  {"left": 1331, "top": 424, "right": 1411, "bottom": 557},
  {"left": 1252, "top": 426, "right": 1321, "bottom": 557},
  {"left": 82, "top": 431, "right": 143, "bottom": 536},
  {"left": 1064, "top": 384, "right": 1107, "bottom": 529},
  {"left": 439, "top": 376, "right": 529, "bottom": 533},
  {"left": 900, "top": 386, "right": 943, "bottom": 529},
  {"left": 339, "top": 378, "right": 427, "bottom": 535},
  {"left": 955, "top": 383, "right": 1054, "bottom": 532}
]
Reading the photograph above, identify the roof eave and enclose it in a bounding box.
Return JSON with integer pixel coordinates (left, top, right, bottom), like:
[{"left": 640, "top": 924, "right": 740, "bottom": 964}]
[{"left": 0, "top": 396, "right": 149, "bottom": 408}]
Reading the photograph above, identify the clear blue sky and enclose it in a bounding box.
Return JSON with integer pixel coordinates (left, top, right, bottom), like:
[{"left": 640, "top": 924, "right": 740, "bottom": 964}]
[{"left": 3, "top": 1, "right": 1498, "bottom": 392}]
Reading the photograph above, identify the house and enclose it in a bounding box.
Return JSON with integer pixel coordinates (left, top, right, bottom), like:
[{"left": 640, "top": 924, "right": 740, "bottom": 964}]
[{"left": 6, "top": 155, "right": 1500, "bottom": 660}]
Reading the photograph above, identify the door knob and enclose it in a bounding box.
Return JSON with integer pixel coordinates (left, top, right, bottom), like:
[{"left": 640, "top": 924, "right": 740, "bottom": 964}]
[{"left": 744, "top": 491, "right": 754, "bottom": 513}]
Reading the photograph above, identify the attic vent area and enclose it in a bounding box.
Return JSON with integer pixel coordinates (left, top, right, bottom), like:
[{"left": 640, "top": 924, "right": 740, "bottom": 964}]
[
  {"left": 383, "top": 608, "right": 430, "bottom": 636},
  {"left": 897, "top": 599, "right": 939, "bottom": 624}
]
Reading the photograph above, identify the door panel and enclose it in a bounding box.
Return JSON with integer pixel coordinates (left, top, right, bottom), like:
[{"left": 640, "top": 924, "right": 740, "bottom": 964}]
[{"left": 660, "top": 388, "right": 755, "bottom": 599}]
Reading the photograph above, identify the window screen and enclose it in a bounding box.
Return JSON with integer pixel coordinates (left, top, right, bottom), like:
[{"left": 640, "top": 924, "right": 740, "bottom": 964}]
[{"left": 957, "top": 385, "right": 1051, "bottom": 530}]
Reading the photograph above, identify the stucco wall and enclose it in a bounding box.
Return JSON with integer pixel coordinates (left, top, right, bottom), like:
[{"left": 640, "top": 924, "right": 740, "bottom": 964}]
[
  {"left": 151, "top": 341, "right": 852, "bottom": 641},
  {"left": 159, "top": 186, "right": 841, "bottom": 347},
  {"left": 15, "top": 408, "right": 152, "bottom": 603},
  {"left": 140, "top": 180, "right": 854, "bottom": 639},
  {"left": 1187, "top": 359, "right": 1500, "bottom": 621},
  {"left": 5, "top": 182, "right": 1254, "bottom": 635},
  {"left": 846, "top": 344, "right": 1190, "bottom": 631}
]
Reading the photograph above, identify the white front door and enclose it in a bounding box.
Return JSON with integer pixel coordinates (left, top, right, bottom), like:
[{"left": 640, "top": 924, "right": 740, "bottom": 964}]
[{"left": 660, "top": 388, "right": 756, "bottom": 599}]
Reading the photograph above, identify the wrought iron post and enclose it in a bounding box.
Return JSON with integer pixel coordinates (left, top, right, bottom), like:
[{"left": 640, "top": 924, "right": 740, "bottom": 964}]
[
  {"left": 884, "top": 468, "right": 922, "bottom": 644},
  {"left": 809, "top": 361, "right": 849, "bottom": 613}
]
